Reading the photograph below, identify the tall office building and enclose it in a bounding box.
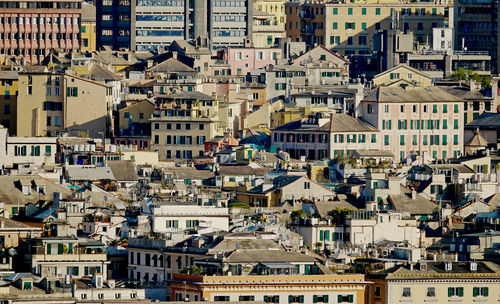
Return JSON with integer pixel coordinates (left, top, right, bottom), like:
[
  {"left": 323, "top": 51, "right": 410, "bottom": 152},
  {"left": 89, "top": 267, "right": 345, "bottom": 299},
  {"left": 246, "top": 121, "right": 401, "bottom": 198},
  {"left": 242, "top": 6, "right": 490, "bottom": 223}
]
[
  {"left": 131, "top": 0, "right": 253, "bottom": 51},
  {"left": 96, "top": 0, "right": 131, "bottom": 50},
  {"left": 0, "top": 0, "right": 82, "bottom": 64},
  {"left": 455, "top": 0, "right": 500, "bottom": 72}
]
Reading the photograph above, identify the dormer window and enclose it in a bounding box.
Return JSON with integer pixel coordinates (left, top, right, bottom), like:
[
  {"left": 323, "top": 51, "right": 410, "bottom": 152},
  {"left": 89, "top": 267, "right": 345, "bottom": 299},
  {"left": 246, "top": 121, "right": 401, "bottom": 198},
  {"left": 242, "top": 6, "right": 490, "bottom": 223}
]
[{"left": 445, "top": 261, "right": 452, "bottom": 271}]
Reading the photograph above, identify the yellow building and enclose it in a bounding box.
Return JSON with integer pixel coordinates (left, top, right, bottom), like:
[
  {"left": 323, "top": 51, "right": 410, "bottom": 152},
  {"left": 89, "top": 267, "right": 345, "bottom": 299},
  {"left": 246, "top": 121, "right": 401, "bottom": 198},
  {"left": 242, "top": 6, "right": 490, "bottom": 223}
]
[
  {"left": 285, "top": 0, "right": 452, "bottom": 55},
  {"left": 118, "top": 100, "right": 155, "bottom": 135},
  {"left": 372, "top": 64, "right": 434, "bottom": 87},
  {"left": 367, "top": 261, "right": 500, "bottom": 304},
  {"left": 17, "top": 72, "right": 113, "bottom": 137},
  {"left": 170, "top": 273, "right": 369, "bottom": 303},
  {"left": 254, "top": 0, "right": 286, "bottom": 28},
  {"left": 0, "top": 71, "right": 18, "bottom": 135},
  {"left": 81, "top": 2, "right": 97, "bottom": 52},
  {"left": 271, "top": 106, "right": 329, "bottom": 128}
]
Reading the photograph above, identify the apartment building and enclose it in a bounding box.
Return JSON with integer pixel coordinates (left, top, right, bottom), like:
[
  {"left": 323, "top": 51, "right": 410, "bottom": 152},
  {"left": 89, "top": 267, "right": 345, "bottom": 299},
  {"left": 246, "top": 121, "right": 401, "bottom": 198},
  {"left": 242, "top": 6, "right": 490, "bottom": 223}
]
[
  {"left": 252, "top": 11, "right": 285, "bottom": 48},
  {"left": 17, "top": 72, "right": 113, "bottom": 137},
  {"left": 455, "top": 0, "right": 500, "bottom": 72},
  {"left": 150, "top": 91, "right": 221, "bottom": 161},
  {"left": 0, "top": 71, "right": 18, "bottom": 135},
  {"left": 81, "top": 2, "right": 96, "bottom": 52},
  {"left": 170, "top": 273, "right": 369, "bottom": 303},
  {"left": 224, "top": 44, "right": 282, "bottom": 76},
  {"left": 0, "top": 0, "right": 82, "bottom": 64},
  {"left": 285, "top": 0, "right": 453, "bottom": 55},
  {"left": 95, "top": 0, "right": 131, "bottom": 50},
  {"left": 151, "top": 201, "right": 229, "bottom": 233},
  {"left": 130, "top": 0, "right": 253, "bottom": 51},
  {"left": 254, "top": 0, "right": 286, "bottom": 30},
  {"left": 271, "top": 113, "right": 379, "bottom": 160},
  {"left": 23, "top": 237, "right": 109, "bottom": 279},
  {"left": 360, "top": 86, "right": 464, "bottom": 162},
  {"left": 367, "top": 261, "right": 500, "bottom": 304}
]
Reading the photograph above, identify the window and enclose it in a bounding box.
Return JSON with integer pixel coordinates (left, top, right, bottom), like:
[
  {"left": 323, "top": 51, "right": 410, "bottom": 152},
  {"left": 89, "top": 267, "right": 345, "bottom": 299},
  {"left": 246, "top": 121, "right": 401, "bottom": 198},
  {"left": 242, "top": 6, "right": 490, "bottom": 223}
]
[
  {"left": 454, "top": 104, "right": 459, "bottom": 113},
  {"left": 454, "top": 135, "right": 458, "bottom": 145},
  {"left": 367, "top": 104, "right": 373, "bottom": 113},
  {"left": 333, "top": 7, "right": 338, "bottom": 15},
  {"left": 375, "top": 286, "right": 381, "bottom": 297},
  {"left": 443, "top": 104, "right": 447, "bottom": 113},
  {"left": 402, "top": 287, "right": 411, "bottom": 297},
  {"left": 448, "top": 287, "right": 463, "bottom": 297},
  {"left": 332, "top": 22, "right": 337, "bottom": 30},
  {"left": 362, "top": 7, "right": 367, "bottom": 15},
  {"left": 454, "top": 119, "right": 459, "bottom": 129},
  {"left": 473, "top": 287, "right": 488, "bottom": 297},
  {"left": 67, "top": 87, "right": 78, "bottom": 97},
  {"left": 375, "top": 7, "right": 381, "bottom": 15},
  {"left": 384, "top": 105, "right": 389, "bottom": 113},
  {"left": 400, "top": 105, "right": 405, "bottom": 113},
  {"left": 338, "top": 295, "right": 354, "bottom": 303},
  {"left": 371, "top": 134, "right": 376, "bottom": 143},
  {"left": 199, "top": 123, "right": 204, "bottom": 130},
  {"left": 427, "top": 287, "right": 436, "bottom": 297},
  {"left": 348, "top": 8, "right": 353, "bottom": 14},
  {"left": 442, "top": 135, "right": 447, "bottom": 145},
  {"left": 304, "top": 182, "right": 310, "bottom": 190},
  {"left": 264, "top": 296, "right": 280, "bottom": 303},
  {"left": 400, "top": 135, "right": 405, "bottom": 145},
  {"left": 313, "top": 295, "right": 329, "bottom": 303},
  {"left": 384, "top": 135, "right": 389, "bottom": 146},
  {"left": 166, "top": 220, "right": 178, "bottom": 228},
  {"left": 288, "top": 295, "right": 304, "bottom": 303},
  {"left": 239, "top": 296, "right": 255, "bottom": 301},
  {"left": 214, "top": 296, "right": 230, "bottom": 301}
]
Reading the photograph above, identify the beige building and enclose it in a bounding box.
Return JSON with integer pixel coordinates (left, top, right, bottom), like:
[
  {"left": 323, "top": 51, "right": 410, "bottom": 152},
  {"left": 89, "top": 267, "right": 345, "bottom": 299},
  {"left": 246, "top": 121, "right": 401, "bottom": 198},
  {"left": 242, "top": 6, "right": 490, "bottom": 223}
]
[
  {"left": 254, "top": 0, "right": 286, "bottom": 29},
  {"left": 285, "top": 0, "right": 453, "bottom": 55},
  {"left": 372, "top": 64, "right": 434, "bottom": 88},
  {"left": 170, "top": 273, "right": 369, "bottom": 303},
  {"left": 361, "top": 86, "right": 464, "bottom": 162},
  {"left": 367, "top": 261, "right": 500, "bottom": 304},
  {"left": 252, "top": 10, "right": 286, "bottom": 48},
  {"left": 17, "top": 72, "right": 113, "bottom": 138},
  {"left": 150, "top": 92, "right": 221, "bottom": 161}
]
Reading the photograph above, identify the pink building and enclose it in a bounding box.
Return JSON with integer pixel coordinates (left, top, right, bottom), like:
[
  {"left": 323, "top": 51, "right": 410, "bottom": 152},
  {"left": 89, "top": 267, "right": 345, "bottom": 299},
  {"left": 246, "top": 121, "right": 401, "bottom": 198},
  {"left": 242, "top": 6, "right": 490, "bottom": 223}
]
[
  {"left": 0, "top": 0, "right": 82, "bottom": 64},
  {"left": 223, "top": 44, "right": 282, "bottom": 76}
]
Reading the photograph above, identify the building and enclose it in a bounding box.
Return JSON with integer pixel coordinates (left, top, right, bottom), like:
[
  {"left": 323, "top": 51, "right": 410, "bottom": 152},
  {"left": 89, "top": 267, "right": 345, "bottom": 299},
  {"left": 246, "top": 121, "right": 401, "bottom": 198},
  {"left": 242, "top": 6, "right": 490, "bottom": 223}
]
[
  {"left": 236, "top": 175, "right": 336, "bottom": 207},
  {"left": 272, "top": 113, "right": 379, "bottom": 161},
  {"left": 361, "top": 86, "right": 464, "bottom": 162},
  {"left": 17, "top": 72, "right": 113, "bottom": 137},
  {"left": 169, "top": 273, "right": 369, "bottom": 303},
  {"left": 285, "top": 0, "right": 453, "bottom": 55},
  {"left": 130, "top": 0, "right": 253, "bottom": 51},
  {"left": 0, "top": 71, "right": 18, "bottom": 135},
  {"left": 253, "top": 0, "right": 286, "bottom": 30},
  {"left": 150, "top": 91, "right": 221, "bottom": 160},
  {"left": 367, "top": 261, "right": 500, "bottom": 304},
  {"left": 23, "top": 237, "right": 109, "bottom": 279},
  {"left": 455, "top": 0, "right": 500, "bottom": 72},
  {"left": 252, "top": 10, "right": 285, "bottom": 48},
  {"left": 464, "top": 113, "right": 500, "bottom": 151},
  {"left": 95, "top": 0, "right": 131, "bottom": 50},
  {"left": 224, "top": 44, "right": 282, "bottom": 76},
  {"left": 81, "top": 2, "right": 97, "bottom": 52},
  {"left": 0, "top": 0, "right": 82, "bottom": 64},
  {"left": 151, "top": 201, "right": 229, "bottom": 233}
]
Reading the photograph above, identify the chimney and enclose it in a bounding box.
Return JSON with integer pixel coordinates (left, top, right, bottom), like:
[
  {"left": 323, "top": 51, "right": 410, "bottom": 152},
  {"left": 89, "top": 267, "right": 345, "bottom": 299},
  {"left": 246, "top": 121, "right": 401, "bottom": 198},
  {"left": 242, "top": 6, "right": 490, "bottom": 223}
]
[
  {"left": 171, "top": 51, "right": 178, "bottom": 60},
  {"left": 470, "top": 261, "right": 477, "bottom": 271},
  {"left": 411, "top": 190, "right": 417, "bottom": 200}
]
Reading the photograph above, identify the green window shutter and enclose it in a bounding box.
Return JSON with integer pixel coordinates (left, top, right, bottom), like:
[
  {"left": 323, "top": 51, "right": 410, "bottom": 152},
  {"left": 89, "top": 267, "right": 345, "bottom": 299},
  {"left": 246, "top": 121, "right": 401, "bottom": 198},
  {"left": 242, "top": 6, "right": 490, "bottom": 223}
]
[
  {"left": 319, "top": 230, "right": 324, "bottom": 241},
  {"left": 443, "top": 119, "right": 447, "bottom": 129},
  {"left": 410, "top": 120, "right": 413, "bottom": 129},
  {"left": 345, "top": 22, "right": 349, "bottom": 30},
  {"left": 484, "top": 287, "right": 488, "bottom": 296},
  {"left": 348, "top": 295, "right": 353, "bottom": 303},
  {"left": 348, "top": 8, "right": 353, "bottom": 14},
  {"left": 289, "top": 295, "right": 293, "bottom": 303},
  {"left": 388, "top": 120, "right": 392, "bottom": 129},
  {"left": 443, "top": 104, "right": 447, "bottom": 113},
  {"left": 58, "top": 244, "right": 63, "bottom": 254},
  {"left": 330, "top": 36, "right": 334, "bottom": 44},
  {"left": 333, "top": 22, "right": 337, "bottom": 29},
  {"left": 473, "top": 287, "right": 478, "bottom": 297},
  {"left": 299, "top": 295, "right": 304, "bottom": 303},
  {"left": 333, "top": 7, "right": 338, "bottom": 15},
  {"left": 362, "top": 8, "right": 366, "bottom": 15},
  {"left": 454, "top": 104, "right": 459, "bottom": 113},
  {"left": 454, "top": 119, "right": 459, "bottom": 129},
  {"left": 371, "top": 134, "right": 376, "bottom": 143},
  {"left": 275, "top": 83, "right": 279, "bottom": 90},
  {"left": 22, "top": 146, "right": 26, "bottom": 156},
  {"left": 443, "top": 135, "right": 447, "bottom": 145},
  {"left": 400, "top": 135, "right": 405, "bottom": 145},
  {"left": 404, "top": 120, "right": 407, "bottom": 129},
  {"left": 84, "top": 266, "right": 89, "bottom": 276},
  {"left": 325, "top": 230, "right": 330, "bottom": 241},
  {"left": 362, "top": 22, "right": 366, "bottom": 30},
  {"left": 68, "top": 243, "right": 73, "bottom": 254},
  {"left": 458, "top": 287, "right": 463, "bottom": 297},
  {"left": 338, "top": 295, "right": 343, "bottom": 302},
  {"left": 174, "top": 220, "right": 178, "bottom": 228},
  {"left": 30, "top": 146, "right": 34, "bottom": 156},
  {"left": 324, "top": 295, "right": 328, "bottom": 302},
  {"left": 14, "top": 146, "right": 17, "bottom": 156},
  {"left": 376, "top": 8, "right": 381, "bottom": 15},
  {"left": 313, "top": 295, "right": 318, "bottom": 303},
  {"left": 47, "top": 244, "right": 51, "bottom": 254},
  {"left": 45, "top": 145, "right": 52, "bottom": 155},
  {"left": 448, "top": 287, "right": 453, "bottom": 297},
  {"left": 454, "top": 135, "right": 458, "bottom": 145}
]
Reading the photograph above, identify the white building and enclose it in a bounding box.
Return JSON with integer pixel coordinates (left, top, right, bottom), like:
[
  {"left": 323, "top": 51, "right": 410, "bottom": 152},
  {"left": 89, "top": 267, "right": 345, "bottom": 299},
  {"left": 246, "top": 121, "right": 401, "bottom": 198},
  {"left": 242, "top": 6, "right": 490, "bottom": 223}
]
[{"left": 152, "top": 202, "right": 230, "bottom": 233}]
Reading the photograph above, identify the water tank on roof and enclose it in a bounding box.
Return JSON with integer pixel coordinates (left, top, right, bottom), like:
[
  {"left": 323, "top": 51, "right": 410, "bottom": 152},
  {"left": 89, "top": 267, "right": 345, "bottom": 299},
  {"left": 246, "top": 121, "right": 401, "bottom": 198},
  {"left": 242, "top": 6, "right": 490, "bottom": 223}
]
[
  {"left": 90, "top": 145, "right": 96, "bottom": 152},
  {"left": 73, "top": 144, "right": 79, "bottom": 152},
  {"left": 79, "top": 144, "right": 85, "bottom": 152},
  {"left": 110, "top": 145, "right": 117, "bottom": 153},
  {"left": 84, "top": 145, "right": 90, "bottom": 152}
]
